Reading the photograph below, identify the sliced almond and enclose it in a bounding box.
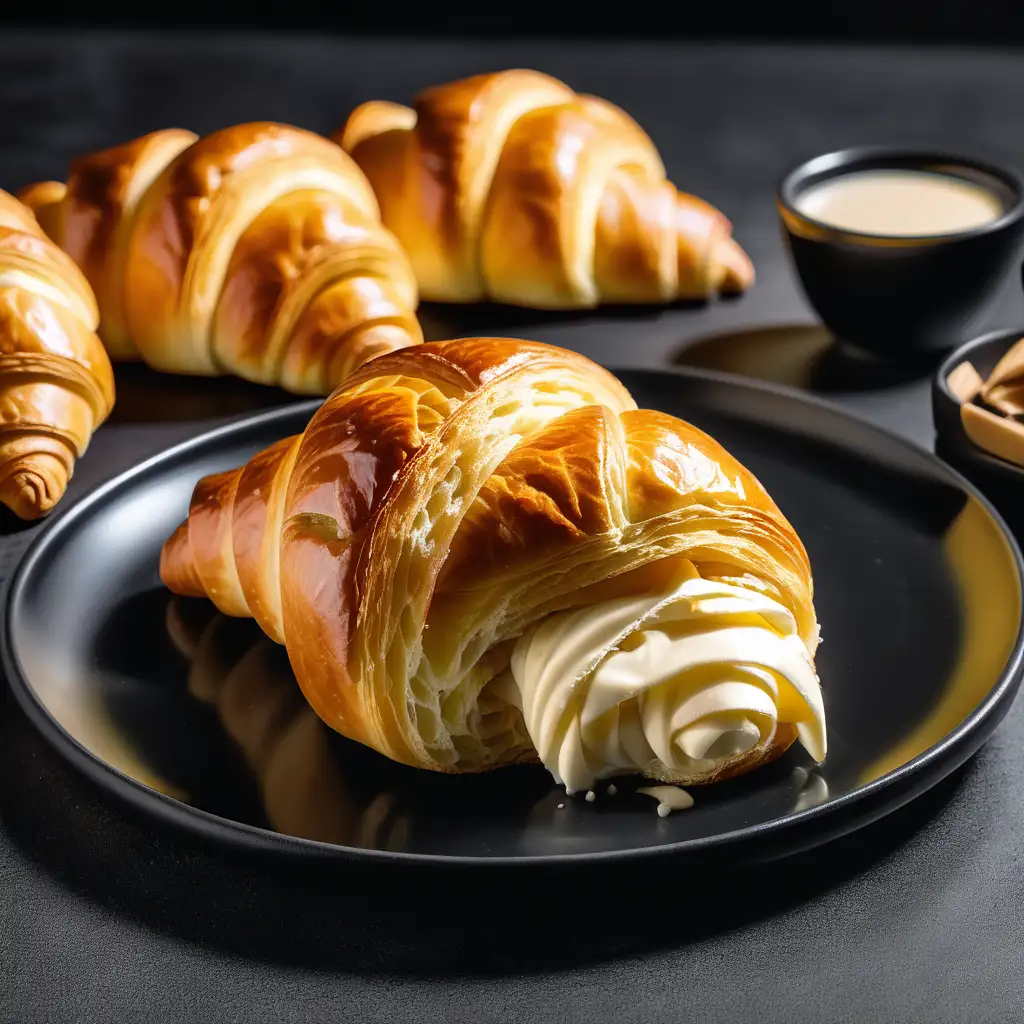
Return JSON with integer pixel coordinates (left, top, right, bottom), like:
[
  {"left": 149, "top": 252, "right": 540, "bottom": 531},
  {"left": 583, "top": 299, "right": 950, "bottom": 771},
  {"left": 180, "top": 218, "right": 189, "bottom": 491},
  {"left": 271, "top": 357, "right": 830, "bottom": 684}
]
[
  {"left": 981, "top": 381, "right": 1024, "bottom": 417},
  {"left": 961, "top": 401, "right": 1024, "bottom": 468},
  {"left": 946, "top": 360, "right": 985, "bottom": 403},
  {"left": 983, "top": 337, "right": 1024, "bottom": 389}
]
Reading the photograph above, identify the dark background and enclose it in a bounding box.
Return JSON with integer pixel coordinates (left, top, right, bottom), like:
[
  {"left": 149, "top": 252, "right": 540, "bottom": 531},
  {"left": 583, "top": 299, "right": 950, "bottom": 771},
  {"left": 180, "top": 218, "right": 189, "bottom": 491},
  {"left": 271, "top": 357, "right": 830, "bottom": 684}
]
[
  {"left": 3, "top": 15, "right": 1024, "bottom": 1024},
  {"left": 6, "top": 5, "right": 1024, "bottom": 44}
]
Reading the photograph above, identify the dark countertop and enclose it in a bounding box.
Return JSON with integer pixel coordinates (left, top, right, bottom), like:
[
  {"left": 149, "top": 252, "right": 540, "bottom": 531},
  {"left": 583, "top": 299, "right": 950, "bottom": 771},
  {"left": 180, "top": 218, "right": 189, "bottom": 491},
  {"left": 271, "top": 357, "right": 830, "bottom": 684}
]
[{"left": 2, "top": 31, "right": 1024, "bottom": 1024}]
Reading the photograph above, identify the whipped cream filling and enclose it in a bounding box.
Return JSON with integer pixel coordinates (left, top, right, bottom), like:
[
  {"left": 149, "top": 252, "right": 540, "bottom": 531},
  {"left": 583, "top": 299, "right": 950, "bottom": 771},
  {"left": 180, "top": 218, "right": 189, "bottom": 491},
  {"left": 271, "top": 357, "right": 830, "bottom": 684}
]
[{"left": 509, "top": 561, "right": 825, "bottom": 792}]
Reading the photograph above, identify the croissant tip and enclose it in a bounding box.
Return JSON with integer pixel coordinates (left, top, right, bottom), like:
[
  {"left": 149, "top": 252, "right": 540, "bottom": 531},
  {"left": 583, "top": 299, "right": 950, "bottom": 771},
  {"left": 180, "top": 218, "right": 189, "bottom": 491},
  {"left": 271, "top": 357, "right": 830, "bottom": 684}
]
[
  {"left": 0, "top": 467, "right": 65, "bottom": 521},
  {"left": 160, "top": 520, "right": 208, "bottom": 598},
  {"left": 16, "top": 180, "right": 67, "bottom": 240},
  {"left": 717, "top": 237, "right": 756, "bottom": 295}
]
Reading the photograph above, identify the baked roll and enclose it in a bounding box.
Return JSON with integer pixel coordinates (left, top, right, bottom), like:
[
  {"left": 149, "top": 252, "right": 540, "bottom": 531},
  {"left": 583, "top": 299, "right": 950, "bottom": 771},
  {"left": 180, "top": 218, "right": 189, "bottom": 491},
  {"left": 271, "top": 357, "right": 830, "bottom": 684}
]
[
  {"left": 19, "top": 123, "right": 422, "bottom": 394},
  {"left": 0, "top": 189, "right": 114, "bottom": 519},
  {"left": 161, "top": 338, "right": 824, "bottom": 791},
  {"left": 335, "top": 69, "right": 754, "bottom": 309}
]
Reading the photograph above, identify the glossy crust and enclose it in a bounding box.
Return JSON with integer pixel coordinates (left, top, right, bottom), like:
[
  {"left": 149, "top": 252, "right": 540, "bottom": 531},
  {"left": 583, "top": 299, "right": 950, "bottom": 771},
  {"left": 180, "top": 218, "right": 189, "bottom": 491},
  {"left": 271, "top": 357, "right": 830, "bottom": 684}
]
[
  {"left": 0, "top": 190, "right": 114, "bottom": 519},
  {"left": 162, "top": 338, "right": 815, "bottom": 781},
  {"left": 335, "top": 70, "right": 754, "bottom": 307},
  {"left": 19, "top": 123, "right": 422, "bottom": 394}
]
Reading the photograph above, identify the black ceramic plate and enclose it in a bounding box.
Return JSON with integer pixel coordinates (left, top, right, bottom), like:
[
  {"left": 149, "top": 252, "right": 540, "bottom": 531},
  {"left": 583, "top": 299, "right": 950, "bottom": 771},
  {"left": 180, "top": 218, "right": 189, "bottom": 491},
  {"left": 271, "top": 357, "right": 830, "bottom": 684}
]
[{"left": 4, "top": 368, "right": 1023, "bottom": 868}]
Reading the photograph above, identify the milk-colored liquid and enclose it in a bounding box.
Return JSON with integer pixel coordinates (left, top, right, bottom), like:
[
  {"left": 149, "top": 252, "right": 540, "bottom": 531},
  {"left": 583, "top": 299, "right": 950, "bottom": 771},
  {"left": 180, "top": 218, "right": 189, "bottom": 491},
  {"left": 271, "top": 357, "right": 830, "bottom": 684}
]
[{"left": 796, "top": 169, "right": 1003, "bottom": 236}]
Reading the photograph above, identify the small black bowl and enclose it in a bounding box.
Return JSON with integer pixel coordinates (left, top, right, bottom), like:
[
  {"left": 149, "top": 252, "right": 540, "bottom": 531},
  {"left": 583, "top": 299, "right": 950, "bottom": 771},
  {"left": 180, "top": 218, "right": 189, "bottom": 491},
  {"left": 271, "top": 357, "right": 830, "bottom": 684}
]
[
  {"left": 933, "top": 326, "right": 1024, "bottom": 535},
  {"left": 779, "top": 147, "right": 1024, "bottom": 360}
]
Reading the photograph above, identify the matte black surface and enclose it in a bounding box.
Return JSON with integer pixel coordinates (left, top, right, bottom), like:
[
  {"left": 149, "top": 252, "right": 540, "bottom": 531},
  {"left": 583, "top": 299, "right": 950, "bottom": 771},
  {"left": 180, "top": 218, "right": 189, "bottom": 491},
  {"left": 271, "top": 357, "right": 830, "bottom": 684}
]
[
  {"left": 5, "top": 33, "right": 1024, "bottom": 1024},
  {"left": 8, "top": 371, "right": 1021, "bottom": 870},
  {"left": 12, "top": 4, "right": 1024, "bottom": 45},
  {"left": 779, "top": 147, "right": 1024, "bottom": 357}
]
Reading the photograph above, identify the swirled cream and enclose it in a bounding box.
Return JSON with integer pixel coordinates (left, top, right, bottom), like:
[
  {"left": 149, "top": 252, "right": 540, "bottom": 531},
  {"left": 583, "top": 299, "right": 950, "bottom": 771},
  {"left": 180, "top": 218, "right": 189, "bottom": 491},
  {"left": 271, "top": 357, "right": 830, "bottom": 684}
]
[{"left": 509, "top": 561, "right": 825, "bottom": 792}]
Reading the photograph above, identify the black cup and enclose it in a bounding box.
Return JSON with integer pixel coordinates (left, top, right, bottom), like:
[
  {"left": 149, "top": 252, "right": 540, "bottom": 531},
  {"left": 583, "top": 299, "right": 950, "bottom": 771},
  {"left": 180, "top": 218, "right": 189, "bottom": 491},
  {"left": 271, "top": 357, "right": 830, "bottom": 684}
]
[{"left": 778, "top": 147, "right": 1024, "bottom": 360}]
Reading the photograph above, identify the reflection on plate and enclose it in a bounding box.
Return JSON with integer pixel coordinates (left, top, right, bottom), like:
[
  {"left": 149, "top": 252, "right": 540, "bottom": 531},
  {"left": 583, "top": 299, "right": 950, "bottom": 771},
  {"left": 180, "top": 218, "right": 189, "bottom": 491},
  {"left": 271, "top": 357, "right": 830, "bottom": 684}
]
[
  {"left": 4, "top": 369, "right": 1023, "bottom": 865},
  {"left": 161, "top": 596, "right": 848, "bottom": 851},
  {"left": 167, "top": 596, "right": 412, "bottom": 851}
]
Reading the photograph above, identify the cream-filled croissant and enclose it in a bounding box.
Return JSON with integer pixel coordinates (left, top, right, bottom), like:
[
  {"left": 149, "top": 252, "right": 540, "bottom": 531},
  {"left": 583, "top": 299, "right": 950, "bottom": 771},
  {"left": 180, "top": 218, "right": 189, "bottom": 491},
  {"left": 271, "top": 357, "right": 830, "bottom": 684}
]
[
  {"left": 335, "top": 70, "right": 754, "bottom": 309},
  {"left": 19, "top": 122, "right": 422, "bottom": 394},
  {"left": 0, "top": 189, "right": 114, "bottom": 519},
  {"left": 161, "top": 338, "right": 823, "bottom": 790}
]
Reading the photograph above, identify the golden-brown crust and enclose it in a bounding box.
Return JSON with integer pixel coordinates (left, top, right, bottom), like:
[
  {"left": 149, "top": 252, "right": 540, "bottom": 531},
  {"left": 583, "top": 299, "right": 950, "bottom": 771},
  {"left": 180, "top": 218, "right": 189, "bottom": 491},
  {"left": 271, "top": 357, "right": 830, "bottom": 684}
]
[
  {"left": 231, "top": 435, "right": 300, "bottom": 642},
  {"left": 0, "top": 193, "right": 114, "bottom": 519},
  {"left": 161, "top": 338, "right": 816, "bottom": 780},
  {"left": 211, "top": 188, "right": 419, "bottom": 392},
  {"left": 336, "top": 70, "right": 754, "bottom": 307},
  {"left": 2, "top": 188, "right": 53, "bottom": 235},
  {"left": 19, "top": 123, "right": 422, "bottom": 392},
  {"left": 437, "top": 404, "right": 622, "bottom": 590},
  {"left": 20, "top": 131, "right": 199, "bottom": 360},
  {"left": 160, "top": 520, "right": 207, "bottom": 598}
]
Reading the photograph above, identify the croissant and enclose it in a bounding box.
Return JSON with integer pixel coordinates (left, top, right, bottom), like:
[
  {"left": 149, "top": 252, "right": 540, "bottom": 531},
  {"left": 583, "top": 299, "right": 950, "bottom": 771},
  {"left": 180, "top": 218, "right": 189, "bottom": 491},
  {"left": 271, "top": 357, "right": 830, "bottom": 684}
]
[
  {"left": 161, "top": 338, "right": 824, "bottom": 791},
  {"left": 334, "top": 69, "right": 754, "bottom": 309},
  {"left": 0, "top": 189, "right": 114, "bottom": 519},
  {"left": 19, "top": 122, "right": 422, "bottom": 394}
]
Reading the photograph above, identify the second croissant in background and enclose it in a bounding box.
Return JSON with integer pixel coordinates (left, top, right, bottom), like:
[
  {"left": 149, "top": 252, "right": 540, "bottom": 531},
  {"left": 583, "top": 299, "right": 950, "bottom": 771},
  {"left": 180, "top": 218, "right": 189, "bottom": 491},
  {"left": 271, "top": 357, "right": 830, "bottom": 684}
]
[
  {"left": 336, "top": 69, "right": 754, "bottom": 308},
  {"left": 20, "top": 123, "right": 422, "bottom": 394}
]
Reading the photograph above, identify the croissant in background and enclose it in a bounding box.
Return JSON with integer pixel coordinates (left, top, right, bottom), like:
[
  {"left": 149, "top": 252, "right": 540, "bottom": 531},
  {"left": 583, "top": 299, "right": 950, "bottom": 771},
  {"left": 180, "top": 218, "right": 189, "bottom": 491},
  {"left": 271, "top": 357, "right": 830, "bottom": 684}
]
[
  {"left": 0, "top": 190, "right": 113, "bottom": 519},
  {"left": 19, "top": 122, "right": 422, "bottom": 395},
  {"left": 335, "top": 69, "right": 754, "bottom": 309},
  {"left": 162, "top": 338, "right": 824, "bottom": 792}
]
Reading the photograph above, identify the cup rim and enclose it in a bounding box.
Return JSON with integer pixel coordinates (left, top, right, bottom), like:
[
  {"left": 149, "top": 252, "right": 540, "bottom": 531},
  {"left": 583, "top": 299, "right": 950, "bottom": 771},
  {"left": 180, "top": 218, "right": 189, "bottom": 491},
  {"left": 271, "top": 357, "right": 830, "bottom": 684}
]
[{"left": 777, "top": 145, "right": 1024, "bottom": 244}]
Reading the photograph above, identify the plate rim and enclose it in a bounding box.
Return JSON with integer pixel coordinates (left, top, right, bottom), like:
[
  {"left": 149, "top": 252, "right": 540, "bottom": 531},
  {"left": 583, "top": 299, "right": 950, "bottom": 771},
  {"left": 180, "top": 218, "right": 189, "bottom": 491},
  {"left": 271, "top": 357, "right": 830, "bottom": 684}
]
[{"left": 4, "top": 363, "right": 1023, "bottom": 868}]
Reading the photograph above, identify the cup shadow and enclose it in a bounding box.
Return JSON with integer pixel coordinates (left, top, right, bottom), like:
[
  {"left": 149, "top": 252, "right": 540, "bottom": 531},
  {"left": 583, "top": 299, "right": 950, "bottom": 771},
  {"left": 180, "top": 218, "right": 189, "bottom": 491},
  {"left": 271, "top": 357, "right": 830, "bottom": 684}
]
[
  {"left": 671, "top": 324, "right": 940, "bottom": 393},
  {"left": 0, "top": 679, "right": 970, "bottom": 978}
]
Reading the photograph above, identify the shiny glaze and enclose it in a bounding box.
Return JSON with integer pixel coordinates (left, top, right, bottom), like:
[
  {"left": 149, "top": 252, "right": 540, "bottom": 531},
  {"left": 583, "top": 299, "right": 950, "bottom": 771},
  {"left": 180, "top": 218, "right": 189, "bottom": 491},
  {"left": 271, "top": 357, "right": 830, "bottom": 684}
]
[
  {"left": 213, "top": 188, "right": 417, "bottom": 392},
  {"left": 479, "top": 100, "right": 664, "bottom": 305},
  {"left": 60, "top": 130, "right": 197, "bottom": 357},
  {"left": 18, "top": 122, "right": 421, "bottom": 392},
  {"left": 410, "top": 70, "right": 575, "bottom": 296},
  {"left": 0, "top": 192, "right": 113, "bottom": 518},
  {"left": 231, "top": 436, "right": 300, "bottom": 642},
  {"left": 337, "top": 69, "right": 752, "bottom": 308},
  {"left": 162, "top": 339, "right": 815, "bottom": 775}
]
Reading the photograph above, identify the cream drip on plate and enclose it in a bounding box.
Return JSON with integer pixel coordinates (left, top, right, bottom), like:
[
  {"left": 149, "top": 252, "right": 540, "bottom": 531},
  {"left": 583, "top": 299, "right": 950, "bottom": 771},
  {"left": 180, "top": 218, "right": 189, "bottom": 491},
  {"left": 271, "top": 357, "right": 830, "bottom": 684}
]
[
  {"left": 638, "top": 785, "right": 694, "bottom": 817},
  {"left": 509, "top": 560, "right": 825, "bottom": 792}
]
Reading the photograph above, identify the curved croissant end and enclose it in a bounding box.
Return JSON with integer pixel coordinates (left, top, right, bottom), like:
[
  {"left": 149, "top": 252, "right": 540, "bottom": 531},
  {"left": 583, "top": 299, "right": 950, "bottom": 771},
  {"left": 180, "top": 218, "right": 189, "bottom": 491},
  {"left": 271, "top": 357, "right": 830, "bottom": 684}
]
[
  {"left": 18, "top": 123, "right": 422, "bottom": 393},
  {"left": 17, "top": 180, "right": 68, "bottom": 243},
  {"left": 0, "top": 190, "right": 114, "bottom": 519},
  {"left": 334, "top": 70, "right": 754, "bottom": 308},
  {"left": 162, "top": 338, "right": 823, "bottom": 792}
]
